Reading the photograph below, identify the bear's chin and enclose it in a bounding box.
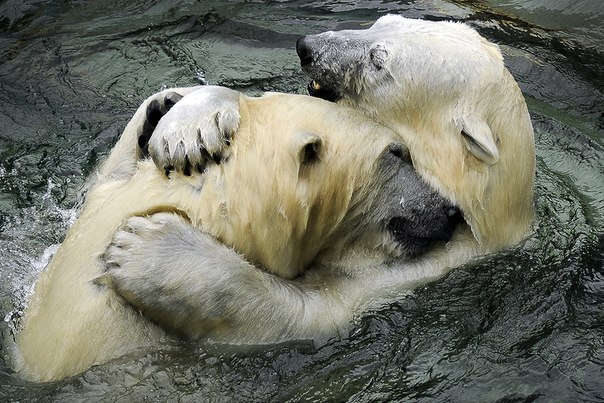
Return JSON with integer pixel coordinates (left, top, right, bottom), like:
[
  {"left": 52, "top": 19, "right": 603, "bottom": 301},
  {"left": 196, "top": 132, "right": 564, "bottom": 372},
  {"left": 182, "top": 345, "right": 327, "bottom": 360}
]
[{"left": 307, "top": 80, "right": 341, "bottom": 102}]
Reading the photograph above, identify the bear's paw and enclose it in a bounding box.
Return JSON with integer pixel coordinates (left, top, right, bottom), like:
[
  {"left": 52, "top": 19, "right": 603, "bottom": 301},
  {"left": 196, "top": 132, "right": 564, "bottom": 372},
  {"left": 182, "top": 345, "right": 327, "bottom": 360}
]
[{"left": 147, "top": 86, "right": 241, "bottom": 176}]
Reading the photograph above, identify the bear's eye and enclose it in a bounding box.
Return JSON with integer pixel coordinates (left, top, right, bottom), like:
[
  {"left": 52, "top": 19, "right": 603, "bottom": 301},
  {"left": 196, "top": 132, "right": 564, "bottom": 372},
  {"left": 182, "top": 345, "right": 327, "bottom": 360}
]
[{"left": 299, "top": 138, "right": 322, "bottom": 165}]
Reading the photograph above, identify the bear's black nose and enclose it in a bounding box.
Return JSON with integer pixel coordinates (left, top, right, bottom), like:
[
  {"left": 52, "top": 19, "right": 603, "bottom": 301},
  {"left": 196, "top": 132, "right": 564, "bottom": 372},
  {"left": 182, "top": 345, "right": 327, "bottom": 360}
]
[{"left": 296, "top": 37, "right": 313, "bottom": 66}]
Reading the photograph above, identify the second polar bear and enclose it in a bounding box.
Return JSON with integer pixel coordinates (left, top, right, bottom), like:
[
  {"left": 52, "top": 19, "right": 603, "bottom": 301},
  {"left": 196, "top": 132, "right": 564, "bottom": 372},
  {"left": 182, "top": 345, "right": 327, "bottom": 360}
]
[{"left": 297, "top": 14, "right": 535, "bottom": 250}]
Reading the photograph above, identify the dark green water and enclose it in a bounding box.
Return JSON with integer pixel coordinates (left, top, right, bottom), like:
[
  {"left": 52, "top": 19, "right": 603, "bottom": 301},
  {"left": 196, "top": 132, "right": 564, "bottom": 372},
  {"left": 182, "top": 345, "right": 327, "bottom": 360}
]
[{"left": 0, "top": 0, "right": 602, "bottom": 401}]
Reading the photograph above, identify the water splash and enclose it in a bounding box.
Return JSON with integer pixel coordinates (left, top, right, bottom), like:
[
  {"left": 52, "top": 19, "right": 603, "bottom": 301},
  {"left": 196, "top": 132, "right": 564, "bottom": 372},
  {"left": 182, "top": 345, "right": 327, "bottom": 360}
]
[
  {"left": 3, "top": 243, "right": 59, "bottom": 334},
  {"left": 1, "top": 178, "right": 78, "bottom": 335}
]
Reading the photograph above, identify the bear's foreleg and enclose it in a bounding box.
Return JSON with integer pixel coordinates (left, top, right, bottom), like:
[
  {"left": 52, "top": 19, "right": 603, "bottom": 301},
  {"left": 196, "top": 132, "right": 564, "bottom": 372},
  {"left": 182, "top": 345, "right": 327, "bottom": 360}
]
[
  {"left": 100, "top": 86, "right": 203, "bottom": 179},
  {"left": 101, "top": 213, "right": 345, "bottom": 343}
]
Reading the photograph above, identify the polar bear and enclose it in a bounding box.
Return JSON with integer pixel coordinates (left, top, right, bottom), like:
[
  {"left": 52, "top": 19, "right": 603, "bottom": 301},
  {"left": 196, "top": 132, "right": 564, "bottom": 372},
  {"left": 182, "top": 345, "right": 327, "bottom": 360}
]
[
  {"left": 14, "top": 86, "right": 461, "bottom": 381},
  {"left": 101, "top": 15, "right": 535, "bottom": 351},
  {"left": 296, "top": 14, "right": 536, "bottom": 250}
]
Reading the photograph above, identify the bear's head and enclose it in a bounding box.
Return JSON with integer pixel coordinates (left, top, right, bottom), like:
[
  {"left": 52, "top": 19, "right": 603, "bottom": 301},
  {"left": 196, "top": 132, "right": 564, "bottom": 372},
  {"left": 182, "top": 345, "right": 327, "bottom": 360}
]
[
  {"left": 177, "top": 93, "right": 462, "bottom": 279},
  {"left": 297, "top": 15, "right": 535, "bottom": 251}
]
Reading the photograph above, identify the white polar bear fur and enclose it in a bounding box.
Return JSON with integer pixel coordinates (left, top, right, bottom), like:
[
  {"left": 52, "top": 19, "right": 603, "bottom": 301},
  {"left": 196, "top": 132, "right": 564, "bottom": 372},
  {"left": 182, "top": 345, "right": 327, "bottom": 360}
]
[
  {"left": 302, "top": 14, "right": 535, "bottom": 250},
  {"left": 15, "top": 88, "right": 443, "bottom": 382}
]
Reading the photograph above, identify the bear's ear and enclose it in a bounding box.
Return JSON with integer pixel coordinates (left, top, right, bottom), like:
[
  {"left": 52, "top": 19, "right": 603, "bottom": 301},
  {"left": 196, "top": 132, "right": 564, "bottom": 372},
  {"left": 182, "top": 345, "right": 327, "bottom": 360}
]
[
  {"left": 458, "top": 115, "right": 499, "bottom": 165},
  {"left": 370, "top": 44, "right": 389, "bottom": 70},
  {"left": 296, "top": 132, "right": 322, "bottom": 165}
]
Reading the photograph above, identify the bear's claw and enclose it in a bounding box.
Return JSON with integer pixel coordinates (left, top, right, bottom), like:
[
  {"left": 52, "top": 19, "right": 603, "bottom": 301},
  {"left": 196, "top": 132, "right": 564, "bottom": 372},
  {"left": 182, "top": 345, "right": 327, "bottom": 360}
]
[{"left": 138, "top": 91, "right": 183, "bottom": 157}]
